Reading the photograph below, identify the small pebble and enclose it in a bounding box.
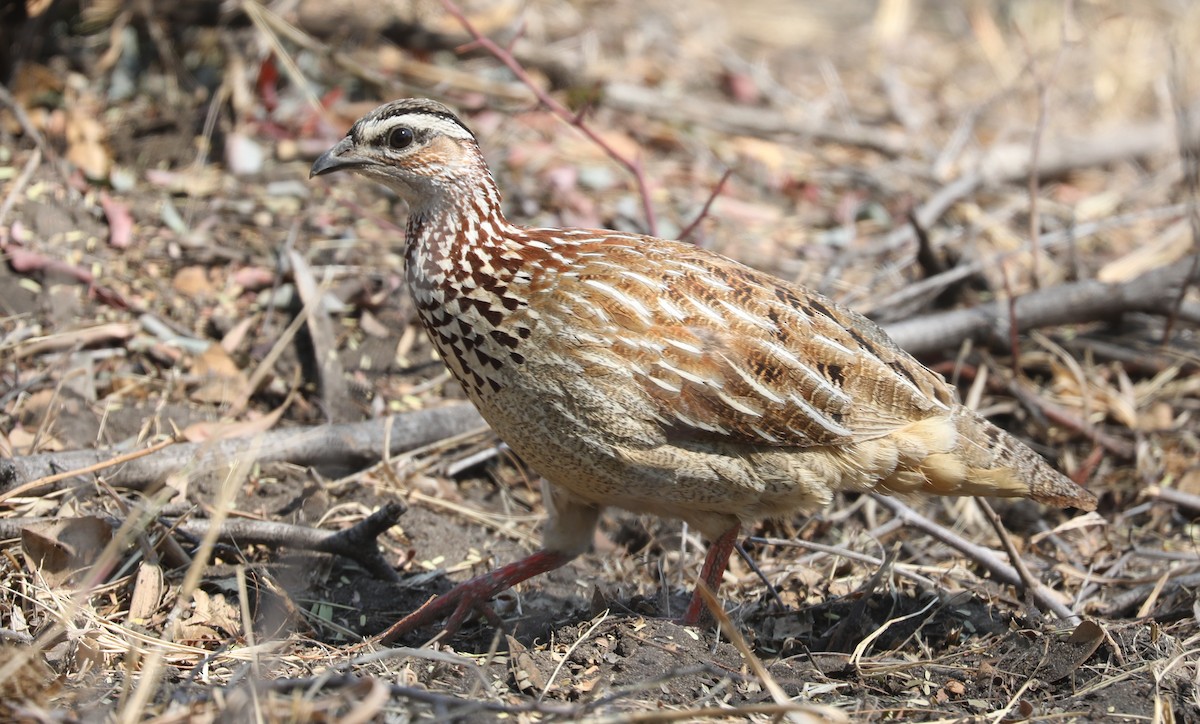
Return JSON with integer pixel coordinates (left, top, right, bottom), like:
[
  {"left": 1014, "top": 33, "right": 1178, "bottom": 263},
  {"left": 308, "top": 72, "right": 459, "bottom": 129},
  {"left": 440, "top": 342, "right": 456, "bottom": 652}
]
[{"left": 225, "top": 132, "right": 265, "bottom": 176}]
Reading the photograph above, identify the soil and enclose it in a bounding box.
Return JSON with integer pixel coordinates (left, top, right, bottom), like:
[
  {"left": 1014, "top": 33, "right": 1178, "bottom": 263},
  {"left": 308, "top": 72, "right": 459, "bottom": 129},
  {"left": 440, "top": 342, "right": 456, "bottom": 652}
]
[{"left": 2, "top": 0, "right": 1199, "bottom": 721}]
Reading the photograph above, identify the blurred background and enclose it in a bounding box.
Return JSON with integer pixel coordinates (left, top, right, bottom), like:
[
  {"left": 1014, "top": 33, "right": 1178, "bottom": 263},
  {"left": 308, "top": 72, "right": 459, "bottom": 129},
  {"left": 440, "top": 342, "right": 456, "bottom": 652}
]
[{"left": 2, "top": 0, "right": 1199, "bottom": 720}]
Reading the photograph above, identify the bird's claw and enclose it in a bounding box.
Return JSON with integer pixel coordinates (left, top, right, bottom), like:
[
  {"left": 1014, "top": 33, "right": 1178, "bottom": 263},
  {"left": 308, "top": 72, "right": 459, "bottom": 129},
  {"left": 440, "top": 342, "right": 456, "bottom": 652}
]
[
  {"left": 379, "top": 574, "right": 507, "bottom": 644},
  {"left": 378, "top": 549, "right": 573, "bottom": 645}
]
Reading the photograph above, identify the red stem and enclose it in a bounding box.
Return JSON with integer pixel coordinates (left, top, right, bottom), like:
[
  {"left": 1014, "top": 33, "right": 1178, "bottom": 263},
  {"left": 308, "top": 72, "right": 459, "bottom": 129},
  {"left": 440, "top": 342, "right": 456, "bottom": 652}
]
[
  {"left": 679, "top": 168, "right": 732, "bottom": 243},
  {"left": 439, "top": 0, "right": 659, "bottom": 236}
]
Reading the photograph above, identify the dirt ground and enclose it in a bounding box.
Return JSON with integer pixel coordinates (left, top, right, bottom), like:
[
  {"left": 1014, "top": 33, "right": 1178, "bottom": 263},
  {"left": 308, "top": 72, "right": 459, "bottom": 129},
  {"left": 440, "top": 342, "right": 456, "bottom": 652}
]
[{"left": 2, "top": 0, "right": 1200, "bottom": 721}]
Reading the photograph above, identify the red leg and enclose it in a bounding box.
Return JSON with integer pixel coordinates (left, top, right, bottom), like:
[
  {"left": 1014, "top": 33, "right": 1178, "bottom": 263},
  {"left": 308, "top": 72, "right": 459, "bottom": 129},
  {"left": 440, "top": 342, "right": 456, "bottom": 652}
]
[
  {"left": 682, "top": 524, "right": 741, "bottom": 625},
  {"left": 379, "top": 549, "right": 573, "bottom": 644}
]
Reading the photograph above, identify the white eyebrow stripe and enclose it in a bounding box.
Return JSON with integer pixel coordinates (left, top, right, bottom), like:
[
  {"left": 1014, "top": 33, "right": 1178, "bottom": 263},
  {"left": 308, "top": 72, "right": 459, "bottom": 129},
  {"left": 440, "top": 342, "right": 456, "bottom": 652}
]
[{"left": 360, "top": 113, "right": 475, "bottom": 142}]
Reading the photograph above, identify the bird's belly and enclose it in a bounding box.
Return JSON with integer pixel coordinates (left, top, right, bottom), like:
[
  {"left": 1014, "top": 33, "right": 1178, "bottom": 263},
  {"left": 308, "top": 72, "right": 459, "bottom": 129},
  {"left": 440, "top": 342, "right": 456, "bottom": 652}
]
[
  {"left": 466, "top": 362, "right": 843, "bottom": 534},
  {"left": 469, "top": 365, "right": 664, "bottom": 506}
]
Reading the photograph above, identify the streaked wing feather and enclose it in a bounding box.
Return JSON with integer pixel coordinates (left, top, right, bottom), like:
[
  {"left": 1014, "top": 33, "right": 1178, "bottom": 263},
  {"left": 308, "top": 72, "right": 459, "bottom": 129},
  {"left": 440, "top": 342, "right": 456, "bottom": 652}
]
[{"left": 555, "top": 238, "right": 956, "bottom": 448}]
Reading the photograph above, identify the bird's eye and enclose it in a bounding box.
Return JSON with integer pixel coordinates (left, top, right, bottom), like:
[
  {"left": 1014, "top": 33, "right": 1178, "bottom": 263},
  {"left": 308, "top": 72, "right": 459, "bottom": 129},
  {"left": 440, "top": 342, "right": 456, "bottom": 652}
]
[{"left": 388, "top": 127, "right": 415, "bottom": 149}]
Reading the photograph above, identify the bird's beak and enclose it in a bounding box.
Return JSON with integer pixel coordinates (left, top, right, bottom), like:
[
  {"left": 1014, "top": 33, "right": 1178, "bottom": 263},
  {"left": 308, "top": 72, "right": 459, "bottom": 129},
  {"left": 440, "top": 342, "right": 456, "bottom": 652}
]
[{"left": 310, "top": 137, "right": 369, "bottom": 178}]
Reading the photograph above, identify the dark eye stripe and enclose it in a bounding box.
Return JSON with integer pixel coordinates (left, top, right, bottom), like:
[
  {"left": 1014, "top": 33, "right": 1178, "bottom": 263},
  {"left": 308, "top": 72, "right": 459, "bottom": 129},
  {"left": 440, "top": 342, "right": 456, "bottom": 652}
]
[
  {"left": 379, "top": 107, "right": 473, "bottom": 135},
  {"left": 351, "top": 111, "right": 474, "bottom": 145}
]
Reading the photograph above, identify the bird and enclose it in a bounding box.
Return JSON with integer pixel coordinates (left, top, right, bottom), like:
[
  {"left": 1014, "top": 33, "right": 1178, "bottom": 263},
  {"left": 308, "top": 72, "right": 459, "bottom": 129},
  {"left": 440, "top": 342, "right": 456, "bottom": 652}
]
[{"left": 310, "top": 98, "right": 1097, "bottom": 641}]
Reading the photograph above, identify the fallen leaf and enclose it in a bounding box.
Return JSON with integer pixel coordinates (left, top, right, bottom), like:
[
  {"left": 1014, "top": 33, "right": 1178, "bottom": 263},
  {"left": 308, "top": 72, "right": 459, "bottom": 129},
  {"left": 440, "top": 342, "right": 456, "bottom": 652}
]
[
  {"left": 99, "top": 192, "right": 133, "bottom": 248},
  {"left": 221, "top": 315, "right": 257, "bottom": 354},
  {"left": 507, "top": 635, "right": 547, "bottom": 693},
  {"left": 182, "top": 391, "right": 291, "bottom": 442},
  {"left": 188, "top": 343, "right": 249, "bottom": 405},
  {"left": 1040, "top": 620, "right": 1106, "bottom": 682},
  {"left": 190, "top": 343, "right": 240, "bottom": 378},
  {"left": 172, "top": 266, "right": 214, "bottom": 297},
  {"left": 179, "top": 589, "right": 241, "bottom": 642},
  {"left": 6, "top": 247, "right": 94, "bottom": 284},
  {"left": 72, "top": 631, "right": 105, "bottom": 676},
  {"left": 1097, "top": 219, "right": 1191, "bottom": 283},
  {"left": 232, "top": 265, "right": 276, "bottom": 291},
  {"left": 225, "top": 131, "right": 265, "bottom": 176},
  {"left": 359, "top": 309, "right": 391, "bottom": 338},
  {"left": 128, "top": 562, "right": 165, "bottom": 624},
  {"left": 20, "top": 517, "right": 113, "bottom": 588},
  {"left": 0, "top": 643, "right": 58, "bottom": 706},
  {"left": 145, "top": 167, "right": 224, "bottom": 197},
  {"left": 65, "top": 109, "right": 111, "bottom": 179}
]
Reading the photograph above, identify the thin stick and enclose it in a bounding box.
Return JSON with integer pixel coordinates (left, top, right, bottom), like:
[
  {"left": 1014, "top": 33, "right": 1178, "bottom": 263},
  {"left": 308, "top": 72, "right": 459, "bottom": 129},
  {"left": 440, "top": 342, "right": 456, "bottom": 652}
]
[
  {"left": 0, "top": 436, "right": 179, "bottom": 505},
  {"left": 692, "top": 582, "right": 845, "bottom": 723},
  {"left": 1145, "top": 485, "right": 1200, "bottom": 512},
  {"left": 871, "top": 495, "right": 1079, "bottom": 624},
  {"left": 0, "top": 83, "right": 75, "bottom": 193},
  {"left": 1162, "top": 44, "right": 1200, "bottom": 346},
  {"left": 539, "top": 610, "right": 609, "bottom": 701},
  {"left": 975, "top": 498, "right": 1048, "bottom": 614},
  {"left": 997, "top": 261, "right": 1023, "bottom": 372},
  {"left": 0, "top": 404, "right": 486, "bottom": 496},
  {"left": 0, "top": 147, "right": 40, "bottom": 231},
  {"left": 882, "top": 260, "right": 1194, "bottom": 357},
  {"left": 749, "top": 536, "right": 938, "bottom": 589},
  {"left": 679, "top": 169, "right": 732, "bottom": 242},
  {"left": 1018, "top": 0, "right": 1072, "bottom": 289}
]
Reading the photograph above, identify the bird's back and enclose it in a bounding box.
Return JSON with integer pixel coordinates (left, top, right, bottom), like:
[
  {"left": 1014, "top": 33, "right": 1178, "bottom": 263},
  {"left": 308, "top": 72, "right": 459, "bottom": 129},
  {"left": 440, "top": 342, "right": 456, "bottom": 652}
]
[{"left": 428, "top": 228, "right": 1095, "bottom": 536}]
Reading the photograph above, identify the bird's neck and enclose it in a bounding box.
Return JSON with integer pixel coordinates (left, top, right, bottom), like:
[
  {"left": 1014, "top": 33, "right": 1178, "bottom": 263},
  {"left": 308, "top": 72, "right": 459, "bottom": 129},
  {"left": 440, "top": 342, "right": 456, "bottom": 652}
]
[
  {"left": 404, "top": 164, "right": 514, "bottom": 275},
  {"left": 402, "top": 167, "right": 532, "bottom": 400}
]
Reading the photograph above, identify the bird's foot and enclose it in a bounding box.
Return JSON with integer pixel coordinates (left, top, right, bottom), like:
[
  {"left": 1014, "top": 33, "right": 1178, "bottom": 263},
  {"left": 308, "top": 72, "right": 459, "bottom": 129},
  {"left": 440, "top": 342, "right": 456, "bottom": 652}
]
[
  {"left": 378, "top": 549, "right": 573, "bottom": 645},
  {"left": 379, "top": 575, "right": 506, "bottom": 644}
]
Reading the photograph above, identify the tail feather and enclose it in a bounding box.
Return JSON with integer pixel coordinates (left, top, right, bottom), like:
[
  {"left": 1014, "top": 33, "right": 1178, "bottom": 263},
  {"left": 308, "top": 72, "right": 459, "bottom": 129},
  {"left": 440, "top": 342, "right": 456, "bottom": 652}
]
[{"left": 948, "top": 407, "right": 1097, "bottom": 510}]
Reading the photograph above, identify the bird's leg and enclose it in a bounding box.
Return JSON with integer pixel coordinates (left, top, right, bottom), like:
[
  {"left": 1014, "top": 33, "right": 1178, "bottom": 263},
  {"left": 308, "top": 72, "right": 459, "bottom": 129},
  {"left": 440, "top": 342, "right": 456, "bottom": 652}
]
[
  {"left": 681, "top": 524, "right": 741, "bottom": 625},
  {"left": 380, "top": 482, "right": 600, "bottom": 644},
  {"left": 379, "top": 549, "right": 574, "bottom": 644}
]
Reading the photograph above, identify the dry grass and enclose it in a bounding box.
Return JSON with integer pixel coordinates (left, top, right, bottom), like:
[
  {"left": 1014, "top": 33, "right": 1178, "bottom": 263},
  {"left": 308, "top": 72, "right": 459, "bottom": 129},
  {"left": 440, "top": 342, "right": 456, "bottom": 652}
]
[{"left": 1, "top": 0, "right": 1199, "bottom": 720}]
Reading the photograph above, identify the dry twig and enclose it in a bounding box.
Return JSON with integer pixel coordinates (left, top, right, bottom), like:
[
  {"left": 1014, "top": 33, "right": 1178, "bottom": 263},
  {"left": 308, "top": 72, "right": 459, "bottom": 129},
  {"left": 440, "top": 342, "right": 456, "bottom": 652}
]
[
  {"left": 0, "top": 403, "right": 486, "bottom": 495},
  {"left": 883, "top": 262, "right": 1197, "bottom": 356},
  {"left": 871, "top": 494, "right": 1080, "bottom": 624},
  {"left": 0, "top": 503, "right": 409, "bottom": 581},
  {"left": 439, "top": 0, "right": 659, "bottom": 235}
]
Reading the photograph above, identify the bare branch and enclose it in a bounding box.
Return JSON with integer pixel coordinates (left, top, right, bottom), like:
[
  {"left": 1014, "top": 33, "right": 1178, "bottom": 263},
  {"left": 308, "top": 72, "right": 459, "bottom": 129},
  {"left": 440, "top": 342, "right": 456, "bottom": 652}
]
[
  {"left": 0, "top": 503, "right": 409, "bottom": 581},
  {"left": 603, "top": 82, "right": 909, "bottom": 157},
  {"left": 872, "top": 495, "right": 1080, "bottom": 624},
  {"left": 882, "top": 263, "right": 1194, "bottom": 357},
  {"left": 678, "top": 169, "right": 732, "bottom": 243},
  {"left": 0, "top": 403, "right": 486, "bottom": 495}
]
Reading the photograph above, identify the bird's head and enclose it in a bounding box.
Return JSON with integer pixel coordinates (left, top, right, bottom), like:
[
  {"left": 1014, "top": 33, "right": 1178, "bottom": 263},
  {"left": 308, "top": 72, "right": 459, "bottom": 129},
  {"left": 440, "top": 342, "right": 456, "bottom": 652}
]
[{"left": 310, "top": 98, "right": 483, "bottom": 206}]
